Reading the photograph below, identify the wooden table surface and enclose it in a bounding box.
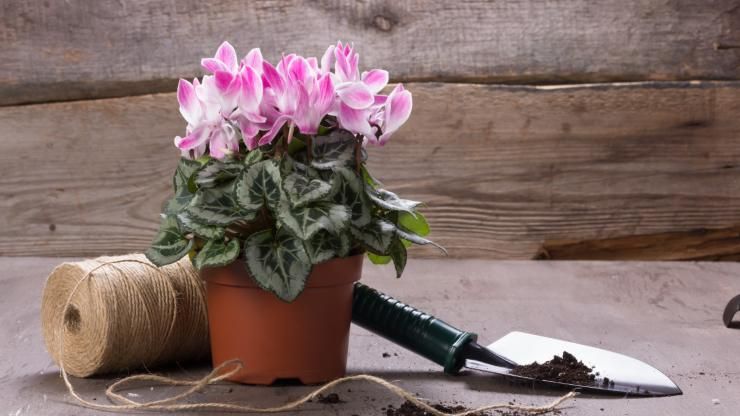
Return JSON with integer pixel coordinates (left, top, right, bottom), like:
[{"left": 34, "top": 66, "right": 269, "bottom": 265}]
[{"left": 1, "top": 257, "right": 738, "bottom": 415}]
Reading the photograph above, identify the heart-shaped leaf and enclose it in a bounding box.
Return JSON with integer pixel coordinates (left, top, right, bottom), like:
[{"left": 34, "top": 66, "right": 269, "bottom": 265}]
[
  {"left": 333, "top": 167, "right": 371, "bottom": 227},
  {"left": 145, "top": 216, "right": 193, "bottom": 266},
  {"left": 235, "top": 159, "right": 282, "bottom": 212},
  {"left": 244, "top": 228, "right": 312, "bottom": 302},
  {"left": 304, "top": 230, "right": 351, "bottom": 264},
  {"left": 283, "top": 173, "right": 334, "bottom": 208},
  {"left": 277, "top": 199, "right": 350, "bottom": 240},
  {"left": 243, "top": 149, "right": 264, "bottom": 166},
  {"left": 311, "top": 130, "right": 357, "bottom": 169},
  {"left": 350, "top": 218, "right": 395, "bottom": 255},
  {"left": 176, "top": 212, "right": 225, "bottom": 240},
  {"left": 193, "top": 238, "right": 240, "bottom": 270},
  {"left": 194, "top": 158, "right": 245, "bottom": 188},
  {"left": 398, "top": 211, "right": 430, "bottom": 236},
  {"left": 164, "top": 159, "right": 201, "bottom": 214},
  {"left": 187, "top": 183, "right": 255, "bottom": 225}
]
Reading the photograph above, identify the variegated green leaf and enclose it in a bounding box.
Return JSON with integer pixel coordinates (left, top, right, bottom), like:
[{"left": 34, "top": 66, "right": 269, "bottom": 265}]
[
  {"left": 176, "top": 212, "right": 225, "bottom": 240},
  {"left": 304, "top": 230, "right": 350, "bottom": 264},
  {"left": 193, "top": 238, "right": 240, "bottom": 270},
  {"left": 243, "top": 149, "right": 263, "bottom": 166},
  {"left": 398, "top": 211, "right": 430, "bottom": 236},
  {"left": 235, "top": 159, "right": 282, "bottom": 212},
  {"left": 310, "top": 130, "right": 357, "bottom": 169},
  {"left": 389, "top": 238, "right": 407, "bottom": 278},
  {"left": 173, "top": 158, "right": 201, "bottom": 192},
  {"left": 244, "top": 229, "right": 312, "bottom": 302},
  {"left": 187, "top": 183, "right": 255, "bottom": 225},
  {"left": 367, "top": 252, "right": 392, "bottom": 265},
  {"left": 283, "top": 173, "right": 334, "bottom": 208},
  {"left": 333, "top": 167, "right": 371, "bottom": 227},
  {"left": 164, "top": 159, "right": 201, "bottom": 214},
  {"left": 145, "top": 216, "right": 193, "bottom": 266},
  {"left": 277, "top": 199, "right": 350, "bottom": 240},
  {"left": 361, "top": 164, "right": 383, "bottom": 189},
  {"left": 366, "top": 187, "right": 422, "bottom": 214},
  {"left": 194, "top": 158, "right": 244, "bottom": 188},
  {"left": 350, "top": 218, "right": 395, "bottom": 255},
  {"left": 395, "top": 227, "right": 447, "bottom": 254}
]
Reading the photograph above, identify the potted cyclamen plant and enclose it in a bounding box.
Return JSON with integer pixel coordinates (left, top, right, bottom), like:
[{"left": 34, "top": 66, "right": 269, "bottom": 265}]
[{"left": 146, "top": 41, "right": 443, "bottom": 384}]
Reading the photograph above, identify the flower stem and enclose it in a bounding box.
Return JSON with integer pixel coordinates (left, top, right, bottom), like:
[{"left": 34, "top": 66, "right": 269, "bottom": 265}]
[
  {"left": 354, "top": 134, "right": 362, "bottom": 173},
  {"left": 306, "top": 135, "right": 313, "bottom": 163}
]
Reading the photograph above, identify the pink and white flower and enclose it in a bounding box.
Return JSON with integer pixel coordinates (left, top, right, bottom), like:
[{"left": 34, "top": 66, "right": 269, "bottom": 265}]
[{"left": 174, "top": 41, "right": 412, "bottom": 158}]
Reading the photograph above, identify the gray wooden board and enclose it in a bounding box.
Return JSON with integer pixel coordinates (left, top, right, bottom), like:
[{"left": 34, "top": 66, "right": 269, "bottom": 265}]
[
  {"left": 2, "top": 81, "right": 740, "bottom": 259},
  {"left": 1, "top": 257, "right": 739, "bottom": 415},
  {"left": 2, "top": 0, "right": 740, "bottom": 105}
]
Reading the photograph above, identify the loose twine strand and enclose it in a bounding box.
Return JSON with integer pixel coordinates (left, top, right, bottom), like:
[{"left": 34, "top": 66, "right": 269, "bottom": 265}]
[{"left": 48, "top": 256, "right": 576, "bottom": 415}]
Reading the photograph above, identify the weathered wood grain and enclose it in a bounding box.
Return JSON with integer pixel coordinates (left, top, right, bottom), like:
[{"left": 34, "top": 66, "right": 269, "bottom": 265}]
[
  {"left": 3, "top": 0, "right": 740, "bottom": 105},
  {"left": 2, "top": 81, "right": 740, "bottom": 258},
  {"left": 537, "top": 226, "right": 740, "bottom": 261}
]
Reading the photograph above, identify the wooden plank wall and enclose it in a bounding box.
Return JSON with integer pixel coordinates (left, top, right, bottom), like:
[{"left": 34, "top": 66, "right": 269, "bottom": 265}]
[{"left": 1, "top": 0, "right": 740, "bottom": 259}]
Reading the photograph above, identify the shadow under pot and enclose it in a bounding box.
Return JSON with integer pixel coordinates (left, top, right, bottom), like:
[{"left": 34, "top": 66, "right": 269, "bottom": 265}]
[{"left": 201, "top": 254, "right": 363, "bottom": 385}]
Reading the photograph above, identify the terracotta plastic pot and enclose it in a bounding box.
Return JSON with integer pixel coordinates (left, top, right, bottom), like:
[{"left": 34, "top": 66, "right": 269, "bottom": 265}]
[{"left": 201, "top": 254, "right": 363, "bottom": 385}]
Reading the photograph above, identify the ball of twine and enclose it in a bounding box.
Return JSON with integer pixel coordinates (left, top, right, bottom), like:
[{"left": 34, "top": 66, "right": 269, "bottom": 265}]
[{"left": 40, "top": 253, "right": 209, "bottom": 377}]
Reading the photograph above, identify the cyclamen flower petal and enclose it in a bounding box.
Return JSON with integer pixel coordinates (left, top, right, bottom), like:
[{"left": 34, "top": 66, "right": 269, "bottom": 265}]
[
  {"left": 258, "top": 115, "right": 292, "bottom": 146},
  {"left": 334, "top": 45, "right": 353, "bottom": 82},
  {"left": 378, "top": 84, "right": 413, "bottom": 145},
  {"left": 176, "top": 125, "right": 210, "bottom": 151},
  {"left": 288, "top": 56, "right": 312, "bottom": 84},
  {"left": 177, "top": 79, "right": 202, "bottom": 126},
  {"left": 214, "top": 70, "right": 238, "bottom": 94},
  {"left": 214, "top": 41, "right": 238, "bottom": 72},
  {"left": 361, "top": 69, "right": 389, "bottom": 94},
  {"left": 238, "top": 66, "right": 263, "bottom": 114},
  {"left": 242, "top": 48, "right": 263, "bottom": 72},
  {"left": 201, "top": 58, "right": 226, "bottom": 74},
  {"left": 201, "top": 41, "right": 239, "bottom": 74},
  {"left": 314, "top": 73, "right": 335, "bottom": 111},
  {"left": 337, "top": 82, "right": 374, "bottom": 109},
  {"left": 262, "top": 61, "right": 285, "bottom": 95},
  {"left": 320, "top": 44, "right": 335, "bottom": 73},
  {"left": 337, "top": 102, "right": 374, "bottom": 139}
]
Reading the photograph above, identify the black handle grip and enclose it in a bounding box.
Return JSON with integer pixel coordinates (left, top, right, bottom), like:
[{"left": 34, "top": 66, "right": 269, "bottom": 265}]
[{"left": 351, "top": 282, "right": 476, "bottom": 373}]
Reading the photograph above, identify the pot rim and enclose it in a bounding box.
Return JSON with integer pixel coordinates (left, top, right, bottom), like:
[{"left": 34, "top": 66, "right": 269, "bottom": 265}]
[{"left": 201, "top": 253, "right": 364, "bottom": 290}]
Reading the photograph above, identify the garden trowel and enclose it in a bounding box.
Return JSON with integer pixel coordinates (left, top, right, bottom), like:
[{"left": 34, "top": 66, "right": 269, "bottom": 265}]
[{"left": 351, "top": 283, "right": 682, "bottom": 397}]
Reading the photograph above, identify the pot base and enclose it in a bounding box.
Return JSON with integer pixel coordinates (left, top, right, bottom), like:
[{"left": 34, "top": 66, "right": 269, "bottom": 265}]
[{"left": 203, "top": 255, "right": 363, "bottom": 385}]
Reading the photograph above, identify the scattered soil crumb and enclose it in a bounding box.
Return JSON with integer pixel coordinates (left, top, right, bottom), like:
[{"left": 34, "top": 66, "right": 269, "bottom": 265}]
[
  {"left": 384, "top": 401, "right": 554, "bottom": 416},
  {"left": 385, "top": 401, "right": 480, "bottom": 416},
  {"left": 510, "top": 351, "right": 596, "bottom": 385},
  {"left": 317, "top": 393, "right": 343, "bottom": 404}
]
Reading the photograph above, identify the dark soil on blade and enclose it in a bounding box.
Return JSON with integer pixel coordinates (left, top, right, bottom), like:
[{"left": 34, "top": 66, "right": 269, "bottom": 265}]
[{"left": 510, "top": 351, "right": 596, "bottom": 385}]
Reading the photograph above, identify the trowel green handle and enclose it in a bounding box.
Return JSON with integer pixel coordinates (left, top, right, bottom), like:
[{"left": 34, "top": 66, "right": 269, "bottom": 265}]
[{"left": 351, "top": 282, "right": 477, "bottom": 374}]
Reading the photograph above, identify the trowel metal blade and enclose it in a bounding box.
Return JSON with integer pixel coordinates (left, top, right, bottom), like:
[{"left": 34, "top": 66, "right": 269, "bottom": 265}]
[{"left": 465, "top": 331, "right": 682, "bottom": 397}]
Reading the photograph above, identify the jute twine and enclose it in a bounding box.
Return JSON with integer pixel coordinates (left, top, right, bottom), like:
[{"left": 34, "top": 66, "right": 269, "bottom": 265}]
[
  {"left": 41, "top": 254, "right": 209, "bottom": 377},
  {"left": 42, "top": 254, "right": 576, "bottom": 415}
]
